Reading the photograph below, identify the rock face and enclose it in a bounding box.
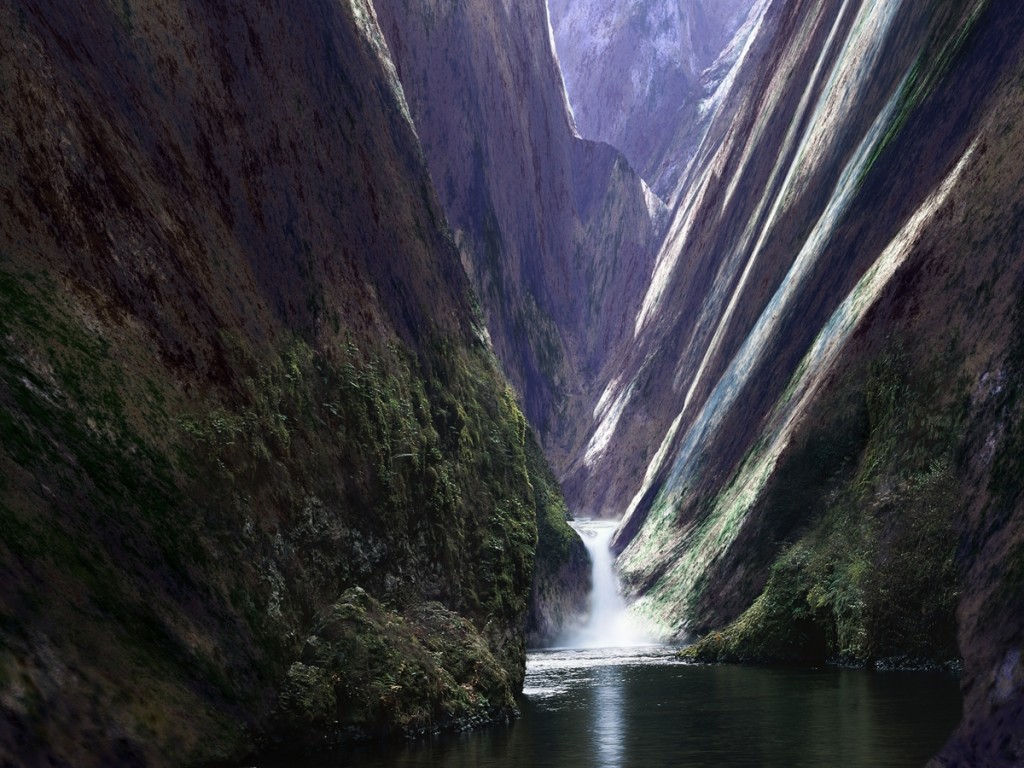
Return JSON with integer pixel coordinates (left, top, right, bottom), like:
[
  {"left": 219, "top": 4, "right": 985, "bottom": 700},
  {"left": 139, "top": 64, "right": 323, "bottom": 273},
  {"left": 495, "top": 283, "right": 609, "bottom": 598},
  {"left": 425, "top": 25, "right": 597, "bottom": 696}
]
[
  {"left": 0, "top": 0, "right": 565, "bottom": 763},
  {"left": 6, "top": 0, "right": 1024, "bottom": 764},
  {"left": 556, "top": 0, "right": 1024, "bottom": 762},
  {"left": 372, "top": 0, "right": 667, "bottom": 480},
  {"left": 549, "top": 0, "right": 756, "bottom": 197},
  {"left": 523, "top": 433, "right": 591, "bottom": 647}
]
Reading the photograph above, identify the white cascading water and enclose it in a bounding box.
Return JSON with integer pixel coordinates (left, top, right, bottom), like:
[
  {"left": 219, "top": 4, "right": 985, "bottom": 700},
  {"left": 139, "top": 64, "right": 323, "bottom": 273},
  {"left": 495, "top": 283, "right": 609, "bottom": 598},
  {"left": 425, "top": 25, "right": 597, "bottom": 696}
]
[{"left": 564, "top": 519, "right": 651, "bottom": 649}]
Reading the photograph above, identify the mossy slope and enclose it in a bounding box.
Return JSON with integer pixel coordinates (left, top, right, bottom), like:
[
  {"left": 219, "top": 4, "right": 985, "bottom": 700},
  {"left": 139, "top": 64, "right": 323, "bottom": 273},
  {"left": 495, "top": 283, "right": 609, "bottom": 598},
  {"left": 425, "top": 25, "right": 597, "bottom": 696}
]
[
  {"left": 683, "top": 348, "right": 964, "bottom": 667},
  {"left": 0, "top": 0, "right": 565, "bottom": 764},
  {"left": 523, "top": 432, "right": 590, "bottom": 647}
]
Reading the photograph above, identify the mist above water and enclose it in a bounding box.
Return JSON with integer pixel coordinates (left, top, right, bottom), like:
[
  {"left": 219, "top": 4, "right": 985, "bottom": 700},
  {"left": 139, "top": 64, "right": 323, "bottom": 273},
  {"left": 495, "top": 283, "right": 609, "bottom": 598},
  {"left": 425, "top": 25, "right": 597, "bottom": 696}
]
[{"left": 562, "top": 519, "right": 652, "bottom": 649}]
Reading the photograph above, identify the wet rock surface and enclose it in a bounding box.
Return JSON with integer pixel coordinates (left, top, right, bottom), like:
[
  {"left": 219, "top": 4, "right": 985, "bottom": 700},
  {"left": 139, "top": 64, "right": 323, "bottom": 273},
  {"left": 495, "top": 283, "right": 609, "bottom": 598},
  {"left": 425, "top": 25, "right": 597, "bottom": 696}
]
[{"left": 0, "top": 0, "right": 558, "bottom": 764}]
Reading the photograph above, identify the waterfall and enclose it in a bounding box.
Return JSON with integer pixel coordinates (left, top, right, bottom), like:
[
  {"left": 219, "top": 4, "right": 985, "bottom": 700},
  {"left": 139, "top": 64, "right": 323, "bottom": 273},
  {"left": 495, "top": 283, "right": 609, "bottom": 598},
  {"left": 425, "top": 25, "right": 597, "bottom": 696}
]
[{"left": 564, "top": 520, "right": 651, "bottom": 649}]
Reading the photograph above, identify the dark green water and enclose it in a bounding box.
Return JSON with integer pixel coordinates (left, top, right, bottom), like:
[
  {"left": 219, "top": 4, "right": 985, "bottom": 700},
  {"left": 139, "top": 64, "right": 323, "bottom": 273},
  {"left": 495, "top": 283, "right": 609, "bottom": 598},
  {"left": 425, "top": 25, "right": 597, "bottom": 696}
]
[{"left": 287, "top": 646, "right": 961, "bottom": 768}]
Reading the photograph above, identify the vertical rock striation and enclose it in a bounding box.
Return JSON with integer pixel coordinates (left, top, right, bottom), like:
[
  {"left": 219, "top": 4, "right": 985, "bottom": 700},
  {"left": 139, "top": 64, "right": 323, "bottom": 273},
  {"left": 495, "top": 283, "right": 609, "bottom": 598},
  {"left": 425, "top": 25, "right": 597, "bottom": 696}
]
[
  {"left": 372, "top": 0, "right": 667, "bottom": 480},
  {"left": 0, "top": 0, "right": 564, "bottom": 762},
  {"left": 563, "top": 0, "right": 1024, "bottom": 762},
  {"left": 549, "top": 0, "right": 757, "bottom": 198}
]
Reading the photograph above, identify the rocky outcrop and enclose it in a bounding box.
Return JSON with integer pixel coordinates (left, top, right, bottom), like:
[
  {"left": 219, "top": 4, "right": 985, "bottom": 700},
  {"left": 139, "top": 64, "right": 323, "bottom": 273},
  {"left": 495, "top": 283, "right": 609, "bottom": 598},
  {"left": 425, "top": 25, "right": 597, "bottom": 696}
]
[
  {"left": 270, "top": 589, "right": 516, "bottom": 751},
  {"left": 523, "top": 433, "right": 590, "bottom": 647},
  {"left": 372, "top": 0, "right": 667, "bottom": 478},
  {"left": 566, "top": 0, "right": 1024, "bottom": 762},
  {"left": 549, "top": 0, "right": 756, "bottom": 197},
  {"left": 0, "top": 0, "right": 562, "bottom": 763}
]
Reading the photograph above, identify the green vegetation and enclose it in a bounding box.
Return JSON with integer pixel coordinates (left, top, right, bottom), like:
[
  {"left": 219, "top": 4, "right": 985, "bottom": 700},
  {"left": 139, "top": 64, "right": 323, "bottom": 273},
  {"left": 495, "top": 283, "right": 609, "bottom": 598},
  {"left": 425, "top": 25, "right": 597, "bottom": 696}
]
[
  {"left": 860, "top": 0, "right": 987, "bottom": 185},
  {"left": 523, "top": 431, "right": 589, "bottom": 644},
  {"left": 271, "top": 588, "right": 515, "bottom": 748},
  {"left": 683, "top": 346, "right": 965, "bottom": 667},
  {"left": 525, "top": 432, "right": 576, "bottom": 570},
  {"left": 0, "top": 264, "right": 557, "bottom": 759},
  {"left": 0, "top": 268, "right": 247, "bottom": 761},
  {"left": 174, "top": 328, "right": 545, "bottom": 733}
]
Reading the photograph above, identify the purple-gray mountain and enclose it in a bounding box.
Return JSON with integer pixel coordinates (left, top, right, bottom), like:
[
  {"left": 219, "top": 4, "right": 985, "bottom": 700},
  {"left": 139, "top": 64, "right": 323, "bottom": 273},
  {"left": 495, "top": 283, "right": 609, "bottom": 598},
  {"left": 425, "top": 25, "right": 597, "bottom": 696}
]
[
  {"left": 552, "top": 1, "right": 1024, "bottom": 764},
  {"left": 549, "top": 0, "right": 755, "bottom": 198},
  {"left": 2, "top": 0, "right": 1024, "bottom": 765},
  {"left": 373, "top": 0, "right": 666, "bottom": 473}
]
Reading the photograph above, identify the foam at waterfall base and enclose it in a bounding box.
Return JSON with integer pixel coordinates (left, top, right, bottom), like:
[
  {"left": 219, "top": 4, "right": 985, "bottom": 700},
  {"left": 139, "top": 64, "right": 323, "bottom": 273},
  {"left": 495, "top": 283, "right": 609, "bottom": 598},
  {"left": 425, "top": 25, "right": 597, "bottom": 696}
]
[{"left": 560, "top": 519, "right": 655, "bottom": 650}]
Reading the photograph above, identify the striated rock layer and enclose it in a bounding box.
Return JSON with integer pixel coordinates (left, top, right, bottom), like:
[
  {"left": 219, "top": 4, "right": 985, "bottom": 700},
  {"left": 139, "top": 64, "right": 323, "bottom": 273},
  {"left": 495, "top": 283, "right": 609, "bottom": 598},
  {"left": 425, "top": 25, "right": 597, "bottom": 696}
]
[
  {"left": 372, "top": 0, "right": 667, "bottom": 486},
  {"left": 564, "top": 0, "right": 1024, "bottom": 763},
  {"left": 0, "top": 0, "right": 567, "bottom": 763},
  {"left": 549, "top": 0, "right": 756, "bottom": 199},
  {"left": 370, "top": 0, "right": 669, "bottom": 644}
]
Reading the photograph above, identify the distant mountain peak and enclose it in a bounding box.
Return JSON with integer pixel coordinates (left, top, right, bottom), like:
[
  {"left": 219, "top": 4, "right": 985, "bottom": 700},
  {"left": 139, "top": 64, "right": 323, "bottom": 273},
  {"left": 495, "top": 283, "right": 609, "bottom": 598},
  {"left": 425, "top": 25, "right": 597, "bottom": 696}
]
[{"left": 549, "top": 0, "right": 757, "bottom": 196}]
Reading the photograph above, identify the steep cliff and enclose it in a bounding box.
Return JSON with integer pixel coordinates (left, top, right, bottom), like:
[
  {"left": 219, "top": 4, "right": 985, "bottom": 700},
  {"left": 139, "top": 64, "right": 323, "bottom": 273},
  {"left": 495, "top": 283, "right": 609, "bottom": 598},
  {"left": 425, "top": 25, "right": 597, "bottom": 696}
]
[
  {"left": 548, "top": 0, "right": 756, "bottom": 198},
  {"left": 370, "top": 0, "right": 670, "bottom": 644},
  {"left": 372, "top": 0, "right": 666, "bottom": 479},
  {"left": 566, "top": 0, "right": 1024, "bottom": 762},
  {"left": 522, "top": 432, "right": 591, "bottom": 647},
  {"left": 0, "top": 0, "right": 561, "bottom": 763},
  {"left": 6, "top": 0, "right": 1024, "bottom": 762}
]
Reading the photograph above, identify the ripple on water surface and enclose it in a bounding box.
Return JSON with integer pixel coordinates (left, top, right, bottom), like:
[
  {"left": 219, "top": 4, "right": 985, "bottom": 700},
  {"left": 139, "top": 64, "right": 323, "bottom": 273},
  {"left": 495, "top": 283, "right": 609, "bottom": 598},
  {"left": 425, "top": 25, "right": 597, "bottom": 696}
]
[
  {"left": 269, "top": 646, "right": 961, "bottom": 768},
  {"left": 520, "top": 645, "right": 961, "bottom": 768},
  {"left": 523, "top": 645, "right": 679, "bottom": 701}
]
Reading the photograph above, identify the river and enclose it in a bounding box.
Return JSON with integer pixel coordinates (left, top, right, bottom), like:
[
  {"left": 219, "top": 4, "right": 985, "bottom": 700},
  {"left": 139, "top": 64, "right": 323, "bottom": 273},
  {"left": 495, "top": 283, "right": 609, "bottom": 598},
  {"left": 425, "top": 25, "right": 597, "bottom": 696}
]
[
  {"left": 519, "top": 646, "right": 961, "bottom": 767},
  {"left": 280, "top": 518, "right": 961, "bottom": 767},
  {"left": 284, "top": 644, "right": 960, "bottom": 767}
]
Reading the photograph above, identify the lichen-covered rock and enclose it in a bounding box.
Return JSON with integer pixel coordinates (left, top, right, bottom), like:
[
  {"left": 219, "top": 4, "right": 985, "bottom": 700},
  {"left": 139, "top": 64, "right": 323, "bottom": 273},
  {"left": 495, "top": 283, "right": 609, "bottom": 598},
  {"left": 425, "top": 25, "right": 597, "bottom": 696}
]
[
  {"left": 0, "top": 0, "right": 558, "bottom": 764},
  {"left": 267, "top": 589, "right": 517, "bottom": 754},
  {"left": 274, "top": 663, "right": 340, "bottom": 748},
  {"left": 523, "top": 434, "right": 591, "bottom": 646}
]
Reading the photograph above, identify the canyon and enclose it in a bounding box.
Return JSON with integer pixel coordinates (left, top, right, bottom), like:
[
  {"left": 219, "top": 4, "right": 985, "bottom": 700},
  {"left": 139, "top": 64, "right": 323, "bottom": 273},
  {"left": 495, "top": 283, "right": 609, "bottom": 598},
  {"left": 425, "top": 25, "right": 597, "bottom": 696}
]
[
  {"left": 0, "top": 0, "right": 574, "bottom": 762},
  {"left": 1, "top": 0, "right": 1023, "bottom": 766},
  {"left": 549, "top": 1, "right": 1024, "bottom": 764},
  {"left": 548, "top": 0, "right": 754, "bottom": 198}
]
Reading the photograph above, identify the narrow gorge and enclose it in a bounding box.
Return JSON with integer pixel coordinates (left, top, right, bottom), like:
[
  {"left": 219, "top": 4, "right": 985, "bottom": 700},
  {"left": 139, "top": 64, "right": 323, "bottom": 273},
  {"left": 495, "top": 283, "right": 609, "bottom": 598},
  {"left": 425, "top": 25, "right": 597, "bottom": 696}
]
[{"left": 1, "top": 0, "right": 1023, "bottom": 766}]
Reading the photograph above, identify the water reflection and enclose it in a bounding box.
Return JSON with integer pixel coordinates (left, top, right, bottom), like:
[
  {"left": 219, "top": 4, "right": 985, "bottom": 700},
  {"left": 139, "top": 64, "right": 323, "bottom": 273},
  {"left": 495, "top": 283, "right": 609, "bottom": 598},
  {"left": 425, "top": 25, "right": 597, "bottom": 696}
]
[
  {"left": 592, "top": 665, "right": 624, "bottom": 768},
  {"left": 273, "top": 647, "right": 961, "bottom": 768},
  {"left": 525, "top": 647, "right": 957, "bottom": 767}
]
